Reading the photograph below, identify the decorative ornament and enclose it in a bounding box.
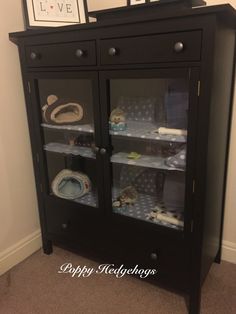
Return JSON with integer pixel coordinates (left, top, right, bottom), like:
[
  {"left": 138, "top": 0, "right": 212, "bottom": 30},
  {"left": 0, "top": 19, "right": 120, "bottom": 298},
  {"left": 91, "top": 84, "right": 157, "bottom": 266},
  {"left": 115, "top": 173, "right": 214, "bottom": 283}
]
[{"left": 109, "top": 107, "right": 127, "bottom": 131}]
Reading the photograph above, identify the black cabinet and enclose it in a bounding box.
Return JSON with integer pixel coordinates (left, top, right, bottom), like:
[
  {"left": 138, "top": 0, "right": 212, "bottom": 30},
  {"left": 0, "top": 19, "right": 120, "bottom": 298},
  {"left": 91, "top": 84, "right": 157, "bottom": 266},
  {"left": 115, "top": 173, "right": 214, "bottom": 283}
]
[{"left": 9, "top": 4, "right": 236, "bottom": 314}]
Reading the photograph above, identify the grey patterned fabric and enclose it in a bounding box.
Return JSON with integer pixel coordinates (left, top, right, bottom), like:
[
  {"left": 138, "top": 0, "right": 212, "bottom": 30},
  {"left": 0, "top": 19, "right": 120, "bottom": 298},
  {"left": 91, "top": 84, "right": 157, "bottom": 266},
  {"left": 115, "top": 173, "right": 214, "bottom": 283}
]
[
  {"left": 118, "top": 97, "right": 157, "bottom": 122},
  {"left": 119, "top": 166, "right": 163, "bottom": 197},
  {"left": 163, "top": 172, "right": 185, "bottom": 212},
  {"left": 164, "top": 79, "right": 189, "bottom": 129},
  {"left": 165, "top": 147, "right": 186, "bottom": 170}
]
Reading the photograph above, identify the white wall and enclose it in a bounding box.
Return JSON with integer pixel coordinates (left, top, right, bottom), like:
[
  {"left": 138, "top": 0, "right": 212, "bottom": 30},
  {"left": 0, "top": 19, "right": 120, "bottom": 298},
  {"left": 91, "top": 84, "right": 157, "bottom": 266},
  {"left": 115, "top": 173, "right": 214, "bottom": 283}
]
[
  {"left": 0, "top": 0, "right": 235, "bottom": 275},
  {"left": 0, "top": 1, "right": 41, "bottom": 275}
]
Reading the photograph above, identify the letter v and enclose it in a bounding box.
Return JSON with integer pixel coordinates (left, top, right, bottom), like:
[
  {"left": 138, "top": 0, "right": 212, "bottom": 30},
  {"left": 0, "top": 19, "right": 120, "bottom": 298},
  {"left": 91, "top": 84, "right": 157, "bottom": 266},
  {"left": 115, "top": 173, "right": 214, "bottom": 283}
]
[{"left": 58, "top": 3, "right": 63, "bottom": 12}]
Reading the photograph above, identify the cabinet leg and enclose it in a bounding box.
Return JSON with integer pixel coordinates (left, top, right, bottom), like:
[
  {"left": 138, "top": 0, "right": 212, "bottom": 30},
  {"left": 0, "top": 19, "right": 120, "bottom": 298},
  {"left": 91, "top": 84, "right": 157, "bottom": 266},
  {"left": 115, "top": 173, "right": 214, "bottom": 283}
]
[
  {"left": 43, "top": 238, "right": 53, "bottom": 255},
  {"left": 189, "top": 288, "right": 201, "bottom": 314}
]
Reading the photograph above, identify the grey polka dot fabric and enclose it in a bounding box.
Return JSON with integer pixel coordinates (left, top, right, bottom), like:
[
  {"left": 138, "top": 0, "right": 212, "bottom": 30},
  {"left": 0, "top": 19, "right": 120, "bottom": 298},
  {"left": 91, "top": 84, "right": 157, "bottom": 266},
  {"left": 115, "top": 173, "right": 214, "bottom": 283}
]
[{"left": 119, "top": 97, "right": 157, "bottom": 122}]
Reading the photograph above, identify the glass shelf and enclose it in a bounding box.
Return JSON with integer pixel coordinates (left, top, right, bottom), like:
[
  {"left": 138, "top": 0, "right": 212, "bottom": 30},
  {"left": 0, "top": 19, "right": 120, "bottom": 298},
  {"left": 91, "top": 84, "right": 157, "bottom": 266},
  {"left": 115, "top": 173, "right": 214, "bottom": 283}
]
[
  {"left": 111, "top": 152, "right": 185, "bottom": 172},
  {"left": 112, "top": 187, "right": 184, "bottom": 231},
  {"left": 41, "top": 123, "right": 94, "bottom": 133},
  {"left": 110, "top": 121, "right": 187, "bottom": 143},
  {"left": 44, "top": 143, "right": 95, "bottom": 159}
]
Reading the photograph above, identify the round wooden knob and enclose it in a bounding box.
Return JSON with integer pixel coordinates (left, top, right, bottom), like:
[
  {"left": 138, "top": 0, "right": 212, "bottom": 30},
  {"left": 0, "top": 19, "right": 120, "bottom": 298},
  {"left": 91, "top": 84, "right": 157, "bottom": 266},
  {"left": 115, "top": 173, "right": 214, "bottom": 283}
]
[
  {"left": 61, "top": 223, "right": 68, "bottom": 230},
  {"left": 100, "top": 148, "right": 107, "bottom": 155},
  {"left": 174, "top": 42, "right": 184, "bottom": 53},
  {"left": 30, "top": 52, "right": 39, "bottom": 60},
  {"left": 150, "top": 252, "right": 158, "bottom": 260},
  {"left": 108, "top": 47, "right": 118, "bottom": 56},
  {"left": 75, "top": 49, "right": 84, "bottom": 58}
]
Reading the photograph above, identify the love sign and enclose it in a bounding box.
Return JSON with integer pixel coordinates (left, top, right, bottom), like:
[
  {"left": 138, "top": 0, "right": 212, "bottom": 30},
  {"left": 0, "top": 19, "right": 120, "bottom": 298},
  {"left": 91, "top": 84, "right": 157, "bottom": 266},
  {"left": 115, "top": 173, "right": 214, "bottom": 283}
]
[{"left": 23, "top": 0, "right": 88, "bottom": 28}]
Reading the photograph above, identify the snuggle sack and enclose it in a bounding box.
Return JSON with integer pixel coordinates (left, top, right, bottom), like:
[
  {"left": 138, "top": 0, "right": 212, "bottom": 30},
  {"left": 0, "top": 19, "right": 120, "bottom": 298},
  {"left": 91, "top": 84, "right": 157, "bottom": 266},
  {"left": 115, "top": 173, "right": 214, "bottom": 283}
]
[
  {"left": 52, "top": 169, "right": 91, "bottom": 200},
  {"left": 42, "top": 95, "right": 87, "bottom": 125}
]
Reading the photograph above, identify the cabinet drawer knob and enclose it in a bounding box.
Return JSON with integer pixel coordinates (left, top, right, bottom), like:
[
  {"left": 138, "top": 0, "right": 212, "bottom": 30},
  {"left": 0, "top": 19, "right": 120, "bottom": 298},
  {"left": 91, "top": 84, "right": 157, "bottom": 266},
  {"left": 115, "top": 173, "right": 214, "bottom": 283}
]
[
  {"left": 174, "top": 42, "right": 184, "bottom": 53},
  {"left": 108, "top": 47, "right": 118, "bottom": 56},
  {"left": 150, "top": 252, "right": 158, "bottom": 260},
  {"left": 100, "top": 148, "right": 106, "bottom": 155},
  {"left": 61, "top": 223, "right": 68, "bottom": 230},
  {"left": 30, "top": 52, "right": 39, "bottom": 60},
  {"left": 75, "top": 49, "right": 84, "bottom": 58}
]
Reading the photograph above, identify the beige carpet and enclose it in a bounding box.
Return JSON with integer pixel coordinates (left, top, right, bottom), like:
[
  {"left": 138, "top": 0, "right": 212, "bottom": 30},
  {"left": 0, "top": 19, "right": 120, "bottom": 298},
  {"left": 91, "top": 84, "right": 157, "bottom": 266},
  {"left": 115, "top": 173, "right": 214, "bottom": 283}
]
[{"left": 0, "top": 247, "right": 235, "bottom": 314}]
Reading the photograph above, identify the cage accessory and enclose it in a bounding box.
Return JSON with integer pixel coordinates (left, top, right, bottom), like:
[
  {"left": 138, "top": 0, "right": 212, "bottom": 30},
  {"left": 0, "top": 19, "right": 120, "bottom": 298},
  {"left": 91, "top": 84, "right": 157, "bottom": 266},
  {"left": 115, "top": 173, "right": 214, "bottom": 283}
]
[
  {"left": 156, "top": 127, "right": 187, "bottom": 136},
  {"left": 147, "top": 207, "right": 184, "bottom": 227},
  {"left": 42, "top": 95, "right": 84, "bottom": 125},
  {"left": 127, "top": 152, "right": 141, "bottom": 160},
  {"left": 109, "top": 107, "right": 127, "bottom": 131},
  {"left": 112, "top": 186, "right": 138, "bottom": 208},
  {"left": 165, "top": 147, "right": 186, "bottom": 169},
  {"left": 52, "top": 169, "right": 91, "bottom": 200}
]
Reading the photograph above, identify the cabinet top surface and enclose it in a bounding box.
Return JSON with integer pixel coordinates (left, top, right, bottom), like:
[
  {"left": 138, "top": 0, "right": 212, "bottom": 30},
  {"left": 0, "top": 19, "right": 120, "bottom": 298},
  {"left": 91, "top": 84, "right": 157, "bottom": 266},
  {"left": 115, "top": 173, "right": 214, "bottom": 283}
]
[{"left": 9, "top": 4, "right": 235, "bottom": 42}]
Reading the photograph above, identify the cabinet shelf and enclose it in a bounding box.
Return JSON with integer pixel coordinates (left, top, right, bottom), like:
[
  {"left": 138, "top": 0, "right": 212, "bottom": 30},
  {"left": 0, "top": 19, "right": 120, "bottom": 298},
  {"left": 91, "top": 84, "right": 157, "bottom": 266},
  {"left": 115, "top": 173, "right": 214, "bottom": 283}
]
[
  {"left": 44, "top": 143, "right": 95, "bottom": 159},
  {"left": 52, "top": 189, "right": 98, "bottom": 208},
  {"left": 112, "top": 187, "right": 184, "bottom": 231},
  {"left": 74, "top": 190, "right": 98, "bottom": 208},
  {"left": 110, "top": 121, "right": 187, "bottom": 143},
  {"left": 111, "top": 152, "right": 185, "bottom": 172},
  {"left": 41, "top": 123, "right": 94, "bottom": 133}
]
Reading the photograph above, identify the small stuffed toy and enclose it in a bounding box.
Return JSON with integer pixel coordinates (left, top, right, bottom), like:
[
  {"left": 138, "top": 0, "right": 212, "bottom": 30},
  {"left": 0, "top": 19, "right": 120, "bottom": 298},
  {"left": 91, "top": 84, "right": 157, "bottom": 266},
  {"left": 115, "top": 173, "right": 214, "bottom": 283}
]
[
  {"left": 109, "top": 108, "right": 127, "bottom": 131},
  {"left": 42, "top": 95, "right": 85, "bottom": 125}
]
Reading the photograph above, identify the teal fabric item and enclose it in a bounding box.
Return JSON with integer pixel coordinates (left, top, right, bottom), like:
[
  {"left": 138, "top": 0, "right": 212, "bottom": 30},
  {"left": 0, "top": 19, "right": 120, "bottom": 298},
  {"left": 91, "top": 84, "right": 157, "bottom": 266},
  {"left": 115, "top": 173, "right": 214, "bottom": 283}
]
[
  {"left": 165, "top": 147, "right": 186, "bottom": 170},
  {"left": 109, "top": 121, "right": 127, "bottom": 131},
  {"left": 52, "top": 169, "right": 91, "bottom": 200},
  {"left": 58, "top": 178, "right": 82, "bottom": 198}
]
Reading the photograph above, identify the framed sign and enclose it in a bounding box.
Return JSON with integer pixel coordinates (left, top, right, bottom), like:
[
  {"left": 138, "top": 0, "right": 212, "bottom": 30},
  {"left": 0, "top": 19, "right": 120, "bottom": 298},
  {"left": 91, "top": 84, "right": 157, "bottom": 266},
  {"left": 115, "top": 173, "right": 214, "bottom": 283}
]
[{"left": 23, "top": 0, "right": 88, "bottom": 28}]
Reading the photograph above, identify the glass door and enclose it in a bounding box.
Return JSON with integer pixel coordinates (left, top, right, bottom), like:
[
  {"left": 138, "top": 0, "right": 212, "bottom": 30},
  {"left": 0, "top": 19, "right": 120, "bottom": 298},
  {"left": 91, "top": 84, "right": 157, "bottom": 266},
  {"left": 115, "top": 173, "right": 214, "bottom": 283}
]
[
  {"left": 101, "top": 69, "right": 198, "bottom": 231},
  {"left": 30, "top": 72, "right": 102, "bottom": 209}
]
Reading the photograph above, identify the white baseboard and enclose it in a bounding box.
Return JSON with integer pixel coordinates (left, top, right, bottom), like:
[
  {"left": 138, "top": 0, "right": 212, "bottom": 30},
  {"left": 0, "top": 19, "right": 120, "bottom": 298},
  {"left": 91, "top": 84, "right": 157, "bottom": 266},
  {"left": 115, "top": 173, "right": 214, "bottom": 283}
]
[
  {"left": 0, "top": 230, "right": 234, "bottom": 275},
  {"left": 222, "top": 240, "right": 236, "bottom": 264},
  {"left": 0, "top": 230, "right": 42, "bottom": 276}
]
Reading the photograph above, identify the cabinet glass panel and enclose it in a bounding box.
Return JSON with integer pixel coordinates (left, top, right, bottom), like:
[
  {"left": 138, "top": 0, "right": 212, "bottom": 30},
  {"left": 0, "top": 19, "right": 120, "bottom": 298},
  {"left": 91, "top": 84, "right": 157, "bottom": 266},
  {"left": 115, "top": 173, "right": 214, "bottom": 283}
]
[
  {"left": 38, "top": 79, "right": 98, "bottom": 208},
  {"left": 109, "top": 78, "right": 188, "bottom": 230}
]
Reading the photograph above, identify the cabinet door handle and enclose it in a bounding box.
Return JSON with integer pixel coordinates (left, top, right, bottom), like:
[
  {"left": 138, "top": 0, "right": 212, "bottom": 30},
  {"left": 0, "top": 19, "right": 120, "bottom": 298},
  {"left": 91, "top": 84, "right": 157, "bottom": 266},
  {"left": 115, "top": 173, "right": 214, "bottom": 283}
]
[
  {"left": 30, "top": 52, "right": 40, "bottom": 60},
  {"left": 100, "top": 148, "right": 107, "bottom": 155},
  {"left": 174, "top": 42, "right": 184, "bottom": 53},
  {"left": 108, "top": 47, "right": 118, "bottom": 56},
  {"left": 93, "top": 146, "right": 100, "bottom": 153},
  {"left": 75, "top": 49, "right": 85, "bottom": 58}
]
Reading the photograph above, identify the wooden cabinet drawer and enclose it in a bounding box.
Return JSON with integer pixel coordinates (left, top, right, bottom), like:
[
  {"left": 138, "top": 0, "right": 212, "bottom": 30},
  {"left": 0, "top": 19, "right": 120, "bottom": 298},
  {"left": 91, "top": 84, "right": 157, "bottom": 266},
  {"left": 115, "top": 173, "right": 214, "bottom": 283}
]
[
  {"left": 108, "top": 230, "right": 190, "bottom": 290},
  {"left": 100, "top": 31, "right": 202, "bottom": 65},
  {"left": 25, "top": 41, "right": 96, "bottom": 67}
]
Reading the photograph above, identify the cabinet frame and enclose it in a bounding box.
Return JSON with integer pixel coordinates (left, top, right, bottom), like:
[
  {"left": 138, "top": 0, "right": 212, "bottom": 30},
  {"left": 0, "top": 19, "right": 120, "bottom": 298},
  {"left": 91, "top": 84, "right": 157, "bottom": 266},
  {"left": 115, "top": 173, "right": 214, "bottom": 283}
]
[{"left": 9, "top": 4, "right": 236, "bottom": 314}]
